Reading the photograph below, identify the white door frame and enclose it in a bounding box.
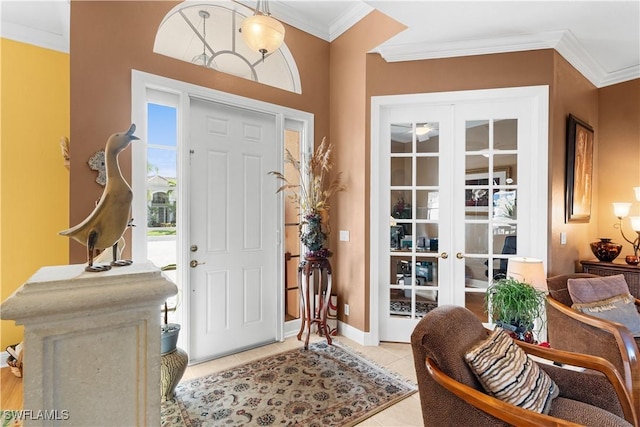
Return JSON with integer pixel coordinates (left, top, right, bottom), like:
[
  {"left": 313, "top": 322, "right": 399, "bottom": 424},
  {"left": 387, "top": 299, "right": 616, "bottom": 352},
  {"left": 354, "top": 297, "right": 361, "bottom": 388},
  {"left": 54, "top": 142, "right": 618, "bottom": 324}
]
[
  {"left": 369, "top": 86, "right": 549, "bottom": 345},
  {"left": 131, "top": 70, "right": 314, "bottom": 355}
]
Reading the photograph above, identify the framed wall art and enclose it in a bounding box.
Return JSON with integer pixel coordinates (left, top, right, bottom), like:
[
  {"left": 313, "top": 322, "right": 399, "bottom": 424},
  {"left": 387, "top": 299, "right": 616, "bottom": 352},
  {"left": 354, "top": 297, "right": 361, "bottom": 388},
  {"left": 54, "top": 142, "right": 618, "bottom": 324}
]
[{"left": 565, "top": 114, "right": 594, "bottom": 223}]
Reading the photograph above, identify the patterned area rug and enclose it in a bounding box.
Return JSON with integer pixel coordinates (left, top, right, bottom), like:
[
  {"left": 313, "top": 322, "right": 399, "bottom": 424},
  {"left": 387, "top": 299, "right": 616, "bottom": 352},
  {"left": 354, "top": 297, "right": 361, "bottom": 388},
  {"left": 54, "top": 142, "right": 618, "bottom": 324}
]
[
  {"left": 161, "top": 341, "right": 416, "bottom": 426},
  {"left": 389, "top": 300, "right": 438, "bottom": 317}
]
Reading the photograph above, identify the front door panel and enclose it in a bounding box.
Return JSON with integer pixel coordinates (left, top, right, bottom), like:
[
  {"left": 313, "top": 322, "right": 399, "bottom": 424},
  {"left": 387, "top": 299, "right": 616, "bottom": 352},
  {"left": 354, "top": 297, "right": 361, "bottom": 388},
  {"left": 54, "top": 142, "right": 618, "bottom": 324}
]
[{"left": 189, "top": 98, "right": 278, "bottom": 361}]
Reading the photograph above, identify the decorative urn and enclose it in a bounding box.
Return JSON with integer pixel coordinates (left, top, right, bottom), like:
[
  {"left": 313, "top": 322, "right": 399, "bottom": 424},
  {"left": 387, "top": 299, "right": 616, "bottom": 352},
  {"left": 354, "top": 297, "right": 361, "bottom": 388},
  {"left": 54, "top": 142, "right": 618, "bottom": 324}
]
[{"left": 590, "top": 238, "right": 622, "bottom": 262}]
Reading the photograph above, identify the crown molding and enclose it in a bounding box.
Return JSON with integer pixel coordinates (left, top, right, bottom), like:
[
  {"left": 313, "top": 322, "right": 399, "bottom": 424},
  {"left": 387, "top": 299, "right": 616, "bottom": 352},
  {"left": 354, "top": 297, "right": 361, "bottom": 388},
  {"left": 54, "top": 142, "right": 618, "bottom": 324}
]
[
  {"left": 1, "top": 20, "right": 69, "bottom": 53},
  {"left": 1, "top": 0, "right": 69, "bottom": 53},
  {"left": 261, "top": 1, "right": 372, "bottom": 42},
  {"left": 327, "top": 2, "right": 374, "bottom": 42},
  {"left": 373, "top": 29, "right": 638, "bottom": 88},
  {"left": 598, "top": 66, "right": 640, "bottom": 88},
  {"left": 372, "top": 30, "right": 565, "bottom": 63},
  {"left": 553, "top": 30, "right": 640, "bottom": 88}
]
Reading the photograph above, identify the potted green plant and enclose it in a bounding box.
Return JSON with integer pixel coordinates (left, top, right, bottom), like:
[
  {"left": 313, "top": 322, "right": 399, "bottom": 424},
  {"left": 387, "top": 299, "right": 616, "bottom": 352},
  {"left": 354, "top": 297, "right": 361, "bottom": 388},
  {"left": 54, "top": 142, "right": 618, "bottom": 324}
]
[
  {"left": 161, "top": 301, "right": 181, "bottom": 354},
  {"left": 484, "top": 277, "right": 546, "bottom": 343}
]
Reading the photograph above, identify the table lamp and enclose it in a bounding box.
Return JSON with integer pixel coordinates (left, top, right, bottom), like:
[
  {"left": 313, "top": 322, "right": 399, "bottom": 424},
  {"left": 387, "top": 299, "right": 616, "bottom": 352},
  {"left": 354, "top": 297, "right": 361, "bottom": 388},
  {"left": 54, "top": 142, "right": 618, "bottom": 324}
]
[
  {"left": 506, "top": 257, "right": 547, "bottom": 291},
  {"left": 612, "top": 187, "right": 640, "bottom": 265}
]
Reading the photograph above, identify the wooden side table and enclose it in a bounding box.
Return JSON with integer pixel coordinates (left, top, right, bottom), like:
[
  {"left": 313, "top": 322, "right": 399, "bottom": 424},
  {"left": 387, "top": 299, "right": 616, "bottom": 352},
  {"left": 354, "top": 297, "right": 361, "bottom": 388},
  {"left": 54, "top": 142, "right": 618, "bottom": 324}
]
[
  {"left": 580, "top": 259, "right": 640, "bottom": 298},
  {"left": 297, "top": 257, "right": 333, "bottom": 349}
]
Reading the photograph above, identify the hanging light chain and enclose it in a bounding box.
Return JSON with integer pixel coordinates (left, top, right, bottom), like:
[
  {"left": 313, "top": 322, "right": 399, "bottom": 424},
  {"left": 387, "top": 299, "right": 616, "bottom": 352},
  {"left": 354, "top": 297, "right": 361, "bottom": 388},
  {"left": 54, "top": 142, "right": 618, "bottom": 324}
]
[{"left": 200, "top": 10, "right": 208, "bottom": 60}]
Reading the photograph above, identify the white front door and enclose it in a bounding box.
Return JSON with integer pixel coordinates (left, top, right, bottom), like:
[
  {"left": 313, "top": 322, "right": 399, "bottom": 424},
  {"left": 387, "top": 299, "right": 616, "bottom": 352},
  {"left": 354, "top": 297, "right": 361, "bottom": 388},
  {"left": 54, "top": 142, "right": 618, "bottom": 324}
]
[
  {"left": 374, "top": 86, "right": 549, "bottom": 342},
  {"left": 189, "top": 98, "right": 278, "bottom": 361}
]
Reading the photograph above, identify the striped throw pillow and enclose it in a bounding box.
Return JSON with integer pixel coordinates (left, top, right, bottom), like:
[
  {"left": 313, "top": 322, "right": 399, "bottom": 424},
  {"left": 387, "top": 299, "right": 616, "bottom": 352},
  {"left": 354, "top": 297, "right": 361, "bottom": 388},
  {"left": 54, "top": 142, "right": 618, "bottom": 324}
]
[{"left": 464, "top": 328, "right": 559, "bottom": 414}]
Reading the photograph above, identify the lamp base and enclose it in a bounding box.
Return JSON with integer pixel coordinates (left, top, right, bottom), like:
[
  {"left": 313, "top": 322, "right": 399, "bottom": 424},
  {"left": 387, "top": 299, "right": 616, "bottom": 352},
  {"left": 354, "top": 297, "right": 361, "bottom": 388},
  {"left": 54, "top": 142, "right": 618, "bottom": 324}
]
[{"left": 625, "top": 255, "right": 640, "bottom": 266}]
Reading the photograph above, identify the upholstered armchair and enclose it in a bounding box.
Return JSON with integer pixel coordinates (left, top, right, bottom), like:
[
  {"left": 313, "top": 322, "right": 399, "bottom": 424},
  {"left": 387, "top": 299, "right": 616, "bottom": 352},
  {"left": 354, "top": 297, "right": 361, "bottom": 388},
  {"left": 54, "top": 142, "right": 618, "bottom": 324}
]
[
  {"left": 546, "top": 273, "right": 640, "bottom": 411},
  {"left": 411, "top": 305, "right": 637, "bottom": 426}
]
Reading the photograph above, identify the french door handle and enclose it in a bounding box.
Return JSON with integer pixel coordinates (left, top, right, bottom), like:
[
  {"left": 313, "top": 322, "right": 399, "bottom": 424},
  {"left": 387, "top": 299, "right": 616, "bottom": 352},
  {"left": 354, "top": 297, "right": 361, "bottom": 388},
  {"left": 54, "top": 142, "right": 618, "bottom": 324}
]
[
  {"left": 440, "top": 252, "right": 448, "bottom": 259},
  {"left": 190, "top": 260, "right": 206, "bottom": 268},
  {"left": 456, "top": 252, "right": 464, "bottom": 259}
]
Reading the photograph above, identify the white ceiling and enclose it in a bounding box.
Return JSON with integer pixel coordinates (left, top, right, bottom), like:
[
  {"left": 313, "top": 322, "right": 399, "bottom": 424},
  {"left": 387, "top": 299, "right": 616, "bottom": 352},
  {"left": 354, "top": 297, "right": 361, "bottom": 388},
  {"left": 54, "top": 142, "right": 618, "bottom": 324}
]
[{"left": 2, "top": 0, "right": 638, "bottom": 87}]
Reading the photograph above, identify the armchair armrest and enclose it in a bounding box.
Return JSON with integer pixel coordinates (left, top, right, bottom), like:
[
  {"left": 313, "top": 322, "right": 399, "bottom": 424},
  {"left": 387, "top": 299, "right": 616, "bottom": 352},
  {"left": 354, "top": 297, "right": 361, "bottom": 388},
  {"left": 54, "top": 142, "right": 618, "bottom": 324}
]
[
  {"left": 546, "top": 295, "right": 640, "bottom": 410},
  {"left": 426, "top": 337, "right": 638, "bottom": 427},
  {"left": 426, "top": 358, "right": 581, "bottom": 427},
  {"left": 515, "top": 340, "right": 637, "bottom": 425}
]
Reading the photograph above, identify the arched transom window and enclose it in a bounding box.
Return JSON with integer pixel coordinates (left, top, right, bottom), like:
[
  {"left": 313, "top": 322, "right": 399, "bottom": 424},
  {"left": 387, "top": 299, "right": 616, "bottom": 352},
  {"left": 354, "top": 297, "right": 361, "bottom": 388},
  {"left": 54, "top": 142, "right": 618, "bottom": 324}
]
[{"left": 154, "top": 1, "right": 301, "bottom": 93}]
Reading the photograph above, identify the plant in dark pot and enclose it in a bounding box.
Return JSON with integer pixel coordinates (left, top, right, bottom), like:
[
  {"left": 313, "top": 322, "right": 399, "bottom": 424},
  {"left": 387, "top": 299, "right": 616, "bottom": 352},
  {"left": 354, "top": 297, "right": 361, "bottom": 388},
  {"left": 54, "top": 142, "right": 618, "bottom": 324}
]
[
  {"left": 485, "top": 277, "right": 546, "bottom": 343},
  {"left": 161, "top": 301, "right": 180, "bottom": 354}
]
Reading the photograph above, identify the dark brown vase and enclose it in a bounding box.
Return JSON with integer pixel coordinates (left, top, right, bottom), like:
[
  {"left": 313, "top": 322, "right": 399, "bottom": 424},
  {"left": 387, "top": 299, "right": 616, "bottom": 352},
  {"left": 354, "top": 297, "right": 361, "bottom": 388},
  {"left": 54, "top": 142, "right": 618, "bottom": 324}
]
[
  {"left": 625, "top": 255, "right": 640, "bottom": 266},
  {"left": 590, "top": 238, "right": 622, "bottom": 262}
]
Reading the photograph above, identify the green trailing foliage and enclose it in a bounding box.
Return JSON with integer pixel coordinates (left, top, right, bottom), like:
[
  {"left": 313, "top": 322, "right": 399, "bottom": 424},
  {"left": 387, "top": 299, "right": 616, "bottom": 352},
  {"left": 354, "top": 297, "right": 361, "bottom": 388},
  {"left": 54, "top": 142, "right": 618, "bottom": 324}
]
[{"left": 485, "top": 277, "right": 547, "bottom": 331}]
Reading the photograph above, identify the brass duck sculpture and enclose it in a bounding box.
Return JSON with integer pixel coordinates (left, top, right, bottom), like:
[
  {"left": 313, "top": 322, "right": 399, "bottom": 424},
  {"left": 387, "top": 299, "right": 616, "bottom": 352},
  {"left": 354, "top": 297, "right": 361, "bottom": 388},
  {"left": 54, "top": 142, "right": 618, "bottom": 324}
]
[{"left": 60, "top": 124, "right": 139, "bottom": 272}]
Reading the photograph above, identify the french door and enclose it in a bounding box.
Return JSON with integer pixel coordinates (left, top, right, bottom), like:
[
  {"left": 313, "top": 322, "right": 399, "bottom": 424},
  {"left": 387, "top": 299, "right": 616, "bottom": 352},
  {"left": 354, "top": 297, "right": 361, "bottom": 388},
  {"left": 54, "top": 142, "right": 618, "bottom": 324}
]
[{"left": 374, "top": 87, "right": 549, "bottom": 342}]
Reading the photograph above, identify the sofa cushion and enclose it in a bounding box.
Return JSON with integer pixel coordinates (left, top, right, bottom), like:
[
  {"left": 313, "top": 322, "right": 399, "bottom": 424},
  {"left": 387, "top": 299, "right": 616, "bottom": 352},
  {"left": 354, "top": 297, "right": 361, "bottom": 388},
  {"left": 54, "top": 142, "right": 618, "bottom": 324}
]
[
  {"left": 548, "top": 397, "right": 633, "bottom": 427},
  {"left": 572, "top": 293, "right": 640, "bottom": 337},
  {"left": 567, "top": 274, "right": 629, "bottom": 303},
  {"left": 464, "top": 328, "right": 559, "bottom": 414}
]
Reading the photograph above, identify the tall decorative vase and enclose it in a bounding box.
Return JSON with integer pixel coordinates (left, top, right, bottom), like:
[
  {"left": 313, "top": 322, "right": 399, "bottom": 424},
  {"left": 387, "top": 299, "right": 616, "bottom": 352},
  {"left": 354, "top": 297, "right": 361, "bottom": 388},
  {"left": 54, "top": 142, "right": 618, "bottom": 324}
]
[
  {"left": 160, "top": 323, "right": 188, "bottom": 401},
  {"left": 301, "top": 211, "right": 327, "bottom": 257},
  {"left": 590, "top": 238, "right": 622, "bottom": 262},
  {"left": 161, "top": 348, "right": 188, "bottom": 401}
]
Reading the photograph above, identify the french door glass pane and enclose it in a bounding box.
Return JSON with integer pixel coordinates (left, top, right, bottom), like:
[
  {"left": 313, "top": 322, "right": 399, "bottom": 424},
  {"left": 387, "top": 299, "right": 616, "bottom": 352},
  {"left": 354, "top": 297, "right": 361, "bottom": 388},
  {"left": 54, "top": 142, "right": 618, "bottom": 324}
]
[
  {"left": 464, "top": 118, "right": 519, "bottom": 323},
  {"left": 391, "top": 158, "right": 412, "bottom": 186},
  {"left": 466, "top": 120, "right": 489, "bottom": 150},
  {"left": 495, "top": 119, "right": 518, "bottom": 150},
  {"left": 391, "top": 123, "right": 413, "bottom": 153},
  {"left": 416, "top": 157, "right": 438, "bottom": 186},
  {"left": 390, "top": 120, "right": 440, "bottom": 320}
]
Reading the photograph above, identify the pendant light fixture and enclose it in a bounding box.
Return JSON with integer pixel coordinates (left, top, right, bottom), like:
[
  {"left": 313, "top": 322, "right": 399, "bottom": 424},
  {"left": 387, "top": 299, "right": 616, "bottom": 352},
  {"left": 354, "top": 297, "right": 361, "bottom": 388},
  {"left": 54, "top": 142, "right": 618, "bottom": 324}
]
[
  {"left": 240, "top": 0, "right": 285, "bottom": 60},
  {"left": 191, "top": 10, "right": 212, "bottom": 67}
]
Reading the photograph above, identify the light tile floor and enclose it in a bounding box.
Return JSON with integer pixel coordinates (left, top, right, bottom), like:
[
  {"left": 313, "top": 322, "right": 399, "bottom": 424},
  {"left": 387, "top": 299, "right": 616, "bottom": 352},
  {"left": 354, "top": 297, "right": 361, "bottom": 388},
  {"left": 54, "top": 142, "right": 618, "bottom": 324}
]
[{"left": 180, "top": 335, "right": 424, "bottom": 427}]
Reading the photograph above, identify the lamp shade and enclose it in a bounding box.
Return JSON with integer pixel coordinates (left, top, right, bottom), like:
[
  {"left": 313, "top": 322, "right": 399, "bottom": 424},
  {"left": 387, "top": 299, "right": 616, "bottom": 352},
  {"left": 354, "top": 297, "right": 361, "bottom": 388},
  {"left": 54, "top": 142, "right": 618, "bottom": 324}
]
[
  {"left": 506, "top": 257, "right": 547, "bottom": 291},
  {"left": 630, "top": 216, "right": 640, "bottom": 232},
  {"left": 240, "top": 14, "right": 285, "bottom": 57},
  {"left": 613, "top": 202, "right": 632, "bottom": 218},
  {"left": 634, "top": 187, "right": 640, "bottom": 201}
]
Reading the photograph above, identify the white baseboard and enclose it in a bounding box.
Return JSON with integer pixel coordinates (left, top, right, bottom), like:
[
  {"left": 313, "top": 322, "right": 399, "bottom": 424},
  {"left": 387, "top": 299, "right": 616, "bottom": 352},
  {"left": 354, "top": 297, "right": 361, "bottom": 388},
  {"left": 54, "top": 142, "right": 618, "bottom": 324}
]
[
  {"left": 283, "top": 318, "right": 302, "bottom": 338},
  {"left": 337, "top": 321, "right": 378, "bottom": 346},
  {"left": 284, "top": 319, "right": 378, "bottom": 347}
]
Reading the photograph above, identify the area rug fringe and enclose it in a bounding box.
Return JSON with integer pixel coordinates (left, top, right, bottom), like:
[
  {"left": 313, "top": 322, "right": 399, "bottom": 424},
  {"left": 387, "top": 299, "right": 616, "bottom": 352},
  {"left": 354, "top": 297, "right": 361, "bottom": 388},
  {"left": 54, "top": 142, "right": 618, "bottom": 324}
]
[
  {"left": 326, "top": 340, "right": 418, "bottom": 426},
  {"left": 161, "top": 340, "right": 417, "bottom": 427}
]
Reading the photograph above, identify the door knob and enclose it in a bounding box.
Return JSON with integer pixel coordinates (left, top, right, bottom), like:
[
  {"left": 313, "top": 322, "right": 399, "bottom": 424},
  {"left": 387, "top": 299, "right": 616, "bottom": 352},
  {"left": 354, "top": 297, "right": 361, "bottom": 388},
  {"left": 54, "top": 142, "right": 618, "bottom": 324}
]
[
  {"left": 190, "top": 260, "right": 205, "bottom": 268},
  {"left": 456, "top": 252, "right": 464, "bottom": 259},
  {"left": 440, "top": 252, "right": 448, "bottom": 259}
]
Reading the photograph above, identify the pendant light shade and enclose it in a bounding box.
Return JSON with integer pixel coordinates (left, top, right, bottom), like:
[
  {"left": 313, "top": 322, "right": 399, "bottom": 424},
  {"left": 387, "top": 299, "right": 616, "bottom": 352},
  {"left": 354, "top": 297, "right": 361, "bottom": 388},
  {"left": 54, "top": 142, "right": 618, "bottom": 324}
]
[{"left": 240, "top": 0, "right": 285, "bottom": 60}]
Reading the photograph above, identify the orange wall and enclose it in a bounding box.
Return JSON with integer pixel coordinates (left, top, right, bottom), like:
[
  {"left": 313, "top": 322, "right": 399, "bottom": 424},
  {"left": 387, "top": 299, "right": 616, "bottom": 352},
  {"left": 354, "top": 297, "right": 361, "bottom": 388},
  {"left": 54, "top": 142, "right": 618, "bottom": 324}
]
[
  {"left": 328, "top": 11, "right": 406, "bottom": 332},
  {"left": 597, "top": 80, "right": 640, "bottom": 257},
  {"left": 335, "top": 34, "right": 602, "bottom": 331},
  {"left": 548, "top": 53, "right": 599, "bottom": 273},
  {"left": 66, "top": 1, "right": 640, "bottom": 337},
  {"left": 69, "top": 1, "right": 330, "bottom": 263},
  {"left": 0, "top": 39, "right": 70, "bottom": 349}
]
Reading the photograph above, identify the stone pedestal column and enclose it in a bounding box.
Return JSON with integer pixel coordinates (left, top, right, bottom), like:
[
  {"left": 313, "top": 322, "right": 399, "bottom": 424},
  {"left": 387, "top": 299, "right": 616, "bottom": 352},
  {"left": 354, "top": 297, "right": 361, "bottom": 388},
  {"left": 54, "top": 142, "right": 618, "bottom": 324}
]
[{"left": 0, "top": 263, "right": 177, "bottom": 426}]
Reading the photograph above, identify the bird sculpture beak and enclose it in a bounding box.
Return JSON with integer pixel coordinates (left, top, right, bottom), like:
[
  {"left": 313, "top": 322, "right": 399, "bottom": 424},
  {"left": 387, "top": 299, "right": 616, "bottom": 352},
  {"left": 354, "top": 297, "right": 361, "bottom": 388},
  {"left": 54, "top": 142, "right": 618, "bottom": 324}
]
[{"left": 126, "top": 123, "right": 139, "bottom": 140}]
